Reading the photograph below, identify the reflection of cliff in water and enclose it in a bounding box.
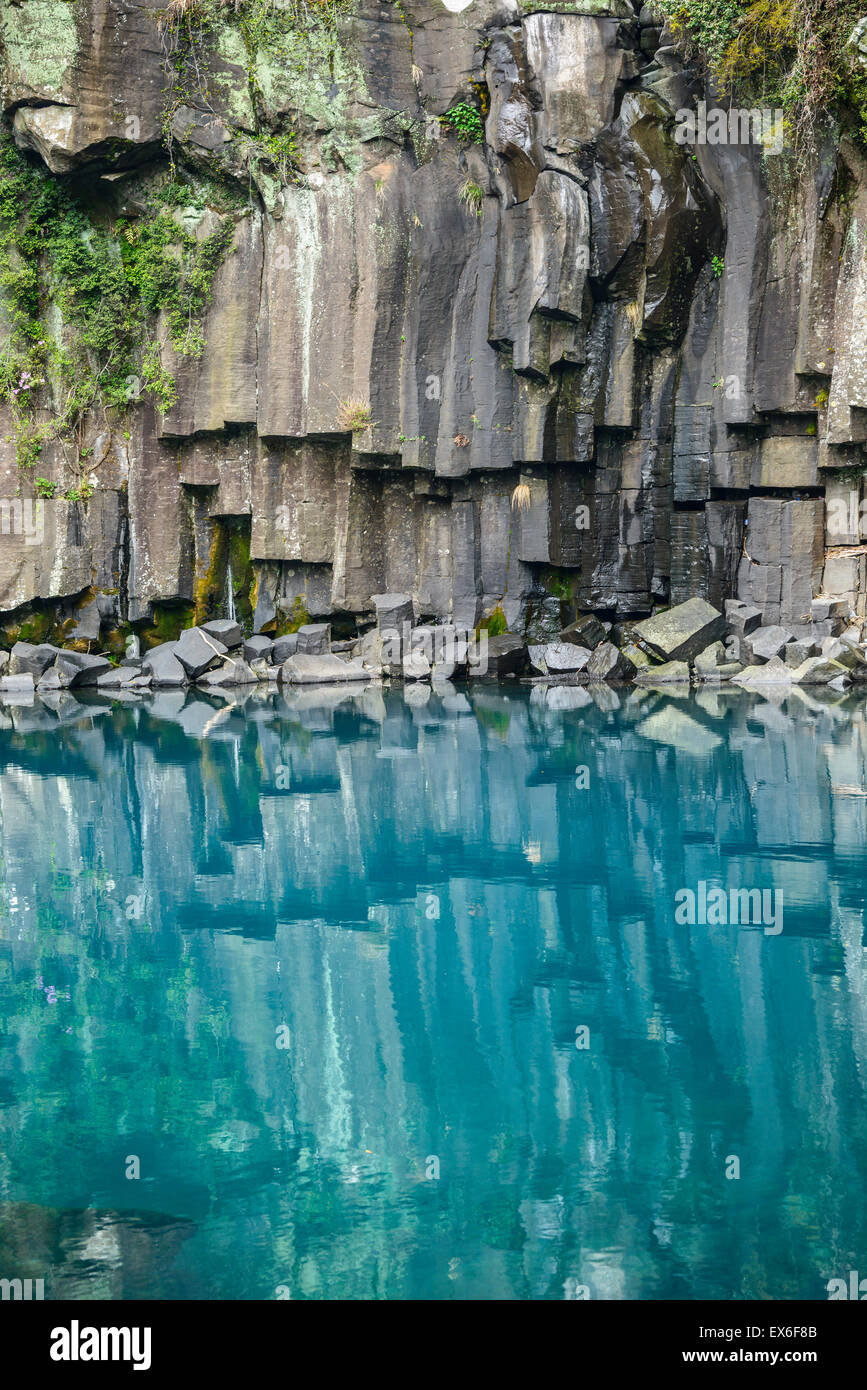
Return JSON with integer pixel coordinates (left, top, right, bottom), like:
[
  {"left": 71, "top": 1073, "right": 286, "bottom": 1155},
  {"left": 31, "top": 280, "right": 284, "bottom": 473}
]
[
  {"left": 0, "top": 684, "right": 866, "bottom": 1298},
  {"left": 0, "top": 1202, "right": 195, "bottom": 1300}
]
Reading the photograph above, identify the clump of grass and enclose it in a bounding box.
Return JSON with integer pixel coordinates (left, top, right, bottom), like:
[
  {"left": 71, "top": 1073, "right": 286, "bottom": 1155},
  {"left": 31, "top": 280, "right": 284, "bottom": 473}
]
[
  {"left": 511, "top": 482, "right": 532, "bottom": 511},
  {"left": 337, "top": 398, "right": 374, "bottom": 432},
  {"left": 459, "top": 178, "right": 484, "bottom": 217}
]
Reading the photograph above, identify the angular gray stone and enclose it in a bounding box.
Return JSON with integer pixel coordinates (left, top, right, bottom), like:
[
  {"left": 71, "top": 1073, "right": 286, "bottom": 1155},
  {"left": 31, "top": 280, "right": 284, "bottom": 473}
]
[
  {"left": 784, "top": 640, "right": 816, "bottom": 667},
  {"left": 731, "top": 656, "right": 793, "bottom": 687},
  {"left": 545, "top": 642, "right": 592, "bottom": 673},
  {"left": 142, "top": 642, "right": 187, "bottom": 687},
  {"left": 634, "top": 659, "right": 691, "bottom": 684},
  {"left": 372, "top": 594, "right": 414, "bottom": 632},
  {"left": 745, "top": 625, "right": 794, "bottom": 663},
  {"left": 0, "top": 673, "right": 35, "bottom": 692},
  {"left": 469, "top": 634, "right": 528, "bottom": 678},
  {"left": 693, "top": 642, "right": 740, "bottom": 682},
  {"left": 790, "top": 656, "right": 849, "bottom": 685},
  {"left": 197, "top": 657, "right": 258, "bottom": 686},
  {"left": 201, "top": 619, "right": 242, "bottom": 648},
  {"left": 585, "top": 641, "right": 637, "bottom": 681},
  {"left": 403, "top": 650, "right": 432, "bottom": 680},
  {"left": 295, "top": 623, "right": 331, "bottom": 655},
  {"left": 244, "top": 635, "right": 274, "bottom": 663},
  {"left": 632, "top": 598, "right": 725, "bottom": 662},
  {"left": 97, "top": 666, "right": 143, "bottom": 688},
  {"left": 55, "top": 651, "right": 112, "bottom": 687},
  {"left": 271, "top": 634, "right": 299, "bottom": 663},
  {"left": 724, "top": 599, "right": 762, "bottom": 638},
  {"left": 560, "top": 615, "right": 607, "bottom": 650},
  {"left": 174, "top": 627, "right": 228, "bottom": 678},
  {"left": 8, "top": 642, "right": 61, "bottom": 678},
  {"left": 280, "top": 654, "right": 371, "bottom": 684}
]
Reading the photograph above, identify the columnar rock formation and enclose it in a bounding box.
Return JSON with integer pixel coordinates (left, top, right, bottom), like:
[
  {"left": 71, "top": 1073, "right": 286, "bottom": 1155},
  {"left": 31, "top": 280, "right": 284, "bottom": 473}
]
[{"left": 0, "top": 0, "right": 865, "bottom": 646}]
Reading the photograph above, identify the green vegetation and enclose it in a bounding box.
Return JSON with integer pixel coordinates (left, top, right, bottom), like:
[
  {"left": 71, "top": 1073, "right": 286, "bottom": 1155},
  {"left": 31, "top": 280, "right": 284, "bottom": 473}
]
[
  {"left": 0, "top": 137, "right": 236, "bottom": 473},
  {"left": 711, "top": 254, "right": 725, "bottom": 278},
  {"left": 459, "top": 178, "right": 484, "bottom": 217},
  {"left": 476, "top": 605, "right": 508, "bottom": 638},
  {"left": 651, "top": 1, "right": 867, "bottom": 148},
  {"left": 440, "top": 103, "right": 485, "bottom": 145},
  {"left": 337, "top": 398, "right": 374, "bottom": 432}
]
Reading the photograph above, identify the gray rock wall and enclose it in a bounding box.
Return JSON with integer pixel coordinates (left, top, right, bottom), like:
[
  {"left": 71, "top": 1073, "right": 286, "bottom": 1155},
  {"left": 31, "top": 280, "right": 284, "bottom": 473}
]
[{"left": 2, "top": 1, "right": 867, "bottom": 641}]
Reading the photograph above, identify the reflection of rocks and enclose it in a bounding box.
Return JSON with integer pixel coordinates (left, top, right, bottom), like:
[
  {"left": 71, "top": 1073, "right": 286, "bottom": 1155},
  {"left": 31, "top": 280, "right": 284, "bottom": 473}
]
[
  {"left": 1, "top": 686, "right": 867, "bottom": 1296},
  {"left": 0, "top": 1202, "right": 195, "bottom": 1301}
]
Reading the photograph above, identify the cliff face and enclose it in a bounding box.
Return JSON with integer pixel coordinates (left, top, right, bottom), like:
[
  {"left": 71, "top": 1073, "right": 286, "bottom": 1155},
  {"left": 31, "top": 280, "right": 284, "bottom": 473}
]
[{"left": 0, "top": 0, "right": 864, "bottom": 646}]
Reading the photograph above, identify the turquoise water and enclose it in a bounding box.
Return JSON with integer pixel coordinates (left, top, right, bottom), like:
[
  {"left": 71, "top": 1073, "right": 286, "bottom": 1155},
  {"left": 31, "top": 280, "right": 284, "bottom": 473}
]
[{"left": 1, "top": 681, "right": 866, "bottom": 1300}]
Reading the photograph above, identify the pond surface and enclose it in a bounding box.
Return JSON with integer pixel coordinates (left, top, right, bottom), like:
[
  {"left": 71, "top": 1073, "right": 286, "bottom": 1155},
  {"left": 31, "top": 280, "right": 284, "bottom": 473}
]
[{"left": 0, "top": 680, "right": 866, "bottom": 1299}]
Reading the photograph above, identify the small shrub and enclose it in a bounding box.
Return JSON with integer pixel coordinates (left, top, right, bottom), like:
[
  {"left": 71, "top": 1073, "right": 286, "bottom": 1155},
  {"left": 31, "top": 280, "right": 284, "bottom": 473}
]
[
  {"left": 34, "top": 477, "right": 56, "bottom": 499},
  {"left": 440, "top": 103, "right": 485, "bottom": 144}
]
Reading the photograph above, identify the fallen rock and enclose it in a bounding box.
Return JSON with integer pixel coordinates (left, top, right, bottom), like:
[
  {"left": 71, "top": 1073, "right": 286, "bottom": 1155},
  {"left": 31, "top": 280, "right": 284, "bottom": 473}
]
[
  {"left": 142, "top": 642, "right": 187, "bottom": 688},
  {"left": 632, "top": 597, "right": 725, "bottom": 662},
  {"left": 634, "top": 659, "right": 691, "bottom": 684},
  {"left": 528, "top": 641, "right": 591, "bottom": 675},
  {"left": 244, "top": 635, "right": 274, "bottom": 663},
  {"left": 789, "top": 656, "right": 849, "bottom": 685},
  {"left": 197, "top": 657, "right": 258, "bottom": 686},
  {"left": 812, "top": 597, "right": 850, "bottom": 622},
  {"left": 280, "top": 654, "right": 371, "bottom": 684},
  {"left": 545, "top": 642, "right": 592, "bottom": 673},
  {"left": 295, "top": 623, "right": 331, "bottom": 655},
  {"left": 724, "top": 599, "right": 762, "bottom": 638},
  {"left": 403, "top": 650, "right": 432, "bottom": 681},
  {"left": 585, "top": 641, "right": 637, "bottom": 681},
  {"left": 97, "top": 666, "right": 144, "bottom": 688},
  {"left": 692, "top": 643, "right": 740, "bottom": 682},
  {"left": 271, "top": 634, "right": 299, "bottom": 663},
  {"left": 744, "top": 625, "right": 794, "bottom": 663},
  {"left": 201, "top": 619, "right": 242, "bottom": 648},
  {"left": 55, "top": 651, "right": 112, "bottom": 686},
  {"left": 0, "top": 673, "right": 35, "bottom": 692},
  {"left": 431, "top": 659, "right": 457, "bottom": 683},
  {"left": 619, "top": 640, "right": 654, "bottom": 671},
  {"left": 730, "top": 656, "right": 793, "bottom": 687},
  {"left": 175, "top": 627, "right": 228, "bottom": 678},
  {"left": 469, "top": 633, "right": 528, "bottom": 678},
  {"left": 372, "top": 593, "right": 414, "bottom": 632},
  {"left": 560, "top": 615, "right": 607, "bottom": 650},
  {"left": 36, "top": 666, "right": 72, "bottom": 692},
  {"left": 823, "top": 637, "right": 863, "bottom": 670},
  {"left": 784, "top": 640, "right": 816, "bottom": 667},
  {"left": 8, "top": 642, "right": 60, "bottom": 678}
]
